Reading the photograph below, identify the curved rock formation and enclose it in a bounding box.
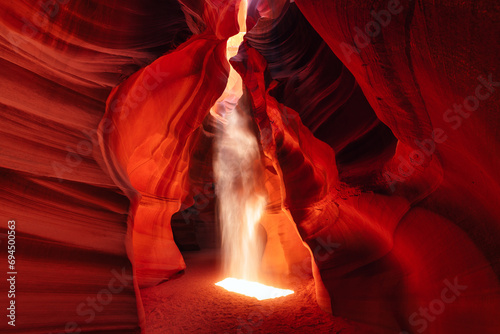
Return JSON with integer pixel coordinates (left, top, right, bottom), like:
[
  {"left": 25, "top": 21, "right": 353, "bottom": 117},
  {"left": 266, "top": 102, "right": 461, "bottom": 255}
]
[
  {"left": 0, "top": 0, "right": 191, "bottom": 333},
  {"left": 1, "top": 0, "right": 499, "bottom": 333},
  {"left": 239, "top": 1, "right": 500, "bottom": 332}
]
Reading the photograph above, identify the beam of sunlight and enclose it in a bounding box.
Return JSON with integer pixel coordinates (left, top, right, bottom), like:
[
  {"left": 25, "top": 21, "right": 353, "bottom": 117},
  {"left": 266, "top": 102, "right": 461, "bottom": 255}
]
[
  {"left": 212, "top": 0, "right": 294, "bottom": 299},
  {"left": 213, "top": 0, "right": 267, "bottom": 283},
  {"left": 213, "top": 100, "right": 267, "bottom": 281}
]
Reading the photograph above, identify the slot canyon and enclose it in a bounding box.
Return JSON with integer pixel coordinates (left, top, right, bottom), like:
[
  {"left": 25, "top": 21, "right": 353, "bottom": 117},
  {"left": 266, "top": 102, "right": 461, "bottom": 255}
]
[{"left": 0, "top": 0, "right": 499, "bottom": 333}]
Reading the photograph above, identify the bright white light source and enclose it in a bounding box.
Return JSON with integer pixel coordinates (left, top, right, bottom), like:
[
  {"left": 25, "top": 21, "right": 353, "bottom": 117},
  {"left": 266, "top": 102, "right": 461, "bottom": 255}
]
[{"left": 215, "top": 278, "right": 294, "bottom": 300}]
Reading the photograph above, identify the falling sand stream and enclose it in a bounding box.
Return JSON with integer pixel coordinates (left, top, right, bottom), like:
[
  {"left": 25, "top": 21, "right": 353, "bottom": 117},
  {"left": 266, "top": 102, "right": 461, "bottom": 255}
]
[{"left": 211, "top": 0, "right": 293, "bottom": 299}]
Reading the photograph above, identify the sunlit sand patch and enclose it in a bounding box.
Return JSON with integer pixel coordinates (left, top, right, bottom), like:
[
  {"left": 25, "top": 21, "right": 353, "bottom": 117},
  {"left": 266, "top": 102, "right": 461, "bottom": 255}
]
[{"left": 215, "top": 277, "right": 294, "bottom": 300}]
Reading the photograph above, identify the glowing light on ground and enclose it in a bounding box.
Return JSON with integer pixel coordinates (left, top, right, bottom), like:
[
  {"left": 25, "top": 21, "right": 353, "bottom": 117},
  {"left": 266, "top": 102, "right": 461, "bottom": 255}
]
[{"left": 215, "top": 278, "right": 294, "bottom": 300}]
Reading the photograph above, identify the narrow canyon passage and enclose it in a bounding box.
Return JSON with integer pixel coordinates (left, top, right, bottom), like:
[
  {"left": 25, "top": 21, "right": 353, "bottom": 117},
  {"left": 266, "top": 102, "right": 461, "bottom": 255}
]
[{"left": 0, "top": 0, "right": 499, "bottom": 333}]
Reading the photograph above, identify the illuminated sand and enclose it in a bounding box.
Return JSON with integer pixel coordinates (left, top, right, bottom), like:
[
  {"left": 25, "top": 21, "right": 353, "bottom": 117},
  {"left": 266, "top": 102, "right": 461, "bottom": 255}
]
[
  {"left": 215, "top": 277, "right": 294, "bottom": 300},
  {"left": 142, "top": 251, "right": 351, "bottom": 333}
]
